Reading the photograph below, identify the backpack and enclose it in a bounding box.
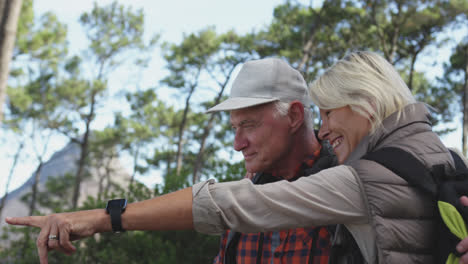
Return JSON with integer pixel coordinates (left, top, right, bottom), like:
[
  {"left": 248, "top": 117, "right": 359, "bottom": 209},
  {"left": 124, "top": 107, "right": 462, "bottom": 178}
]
[{"left": 362, "top": 147, "right": 468, "bottom": 264}]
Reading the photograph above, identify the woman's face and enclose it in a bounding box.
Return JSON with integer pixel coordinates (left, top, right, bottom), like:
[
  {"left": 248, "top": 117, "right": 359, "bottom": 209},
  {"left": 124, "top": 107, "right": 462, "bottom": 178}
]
[{"left": 318, "top": 106, "right": 371, "bottom": 164}]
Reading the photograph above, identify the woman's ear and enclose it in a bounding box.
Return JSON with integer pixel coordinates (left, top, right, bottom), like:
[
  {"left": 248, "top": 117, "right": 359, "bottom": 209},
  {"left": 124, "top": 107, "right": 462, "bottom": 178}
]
[{"left": 288, "top": 101, "right": 305, "bottom": 133}]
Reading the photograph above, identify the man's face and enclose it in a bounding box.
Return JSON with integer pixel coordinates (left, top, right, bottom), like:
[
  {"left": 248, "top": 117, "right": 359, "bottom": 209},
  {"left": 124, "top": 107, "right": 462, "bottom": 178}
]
[{"left": 230, "top": 103, "right": 293, "bottom": 173}]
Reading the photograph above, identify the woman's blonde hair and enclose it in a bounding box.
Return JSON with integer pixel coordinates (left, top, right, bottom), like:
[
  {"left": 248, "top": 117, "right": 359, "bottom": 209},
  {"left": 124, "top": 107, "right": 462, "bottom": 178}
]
[{"left": 309, "top": 51, "right": 416, "bottom": 133}]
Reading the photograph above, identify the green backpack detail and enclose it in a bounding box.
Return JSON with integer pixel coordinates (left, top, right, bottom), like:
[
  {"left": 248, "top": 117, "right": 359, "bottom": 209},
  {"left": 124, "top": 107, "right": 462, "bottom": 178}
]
[{"left": 439, "top": 200, "right": 467, "bottom": 263}]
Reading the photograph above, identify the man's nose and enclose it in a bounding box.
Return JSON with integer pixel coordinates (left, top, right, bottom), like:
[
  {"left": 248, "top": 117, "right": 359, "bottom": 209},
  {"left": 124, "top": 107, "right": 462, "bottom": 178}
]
[{"left": 233, "top": 131, "right": 248, "bottom": 151}]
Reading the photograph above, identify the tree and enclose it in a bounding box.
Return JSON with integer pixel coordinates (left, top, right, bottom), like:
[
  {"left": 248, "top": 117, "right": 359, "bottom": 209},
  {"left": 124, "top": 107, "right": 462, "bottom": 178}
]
[
  {"left": 0, "top": 0, "right": 22, "bottom": 123},
  {"left": 161, "top": 28, "right": 222, "bottom": 178},
  {"left": 191, "top": 31, "right": 259, "bottom": 183},
  {"left": 253, "top": 0, "right": 376, "bottom": 124},
  {"left": 49, "top": 1, "right": 157, "bottom": 209},
  {"left": 364, "top": 0, "right": 468, "bottom": 89},
  {"left": 158, "top": 28, "right": 262, "bottom": 188},
  {"left": 258, "top": 0, "right": 468, "bottom": 130},
  {"left": 115, "top": 89, "right": 174, "bottom": 189},
  {"left": 443, "top": 41, "right": 468, "bottom": 155},
  {"left": 3, "top": 0, "right": 68, "bottom": 219}
]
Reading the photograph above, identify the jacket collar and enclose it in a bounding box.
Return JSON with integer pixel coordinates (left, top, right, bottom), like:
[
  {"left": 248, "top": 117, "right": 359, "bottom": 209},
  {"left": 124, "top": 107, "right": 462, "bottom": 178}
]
[{"left": 345, "top": 102, "right": 431, "bottom": 165}]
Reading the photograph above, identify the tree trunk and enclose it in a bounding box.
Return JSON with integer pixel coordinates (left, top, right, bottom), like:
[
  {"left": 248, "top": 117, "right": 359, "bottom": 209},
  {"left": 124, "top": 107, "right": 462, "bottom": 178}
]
[
  {"left": 368, "top": 0, "right": 408, "bottom": 64},
  {"left": 462, "top": 46, "right": 468, "bottom": 156},
  {"left": 130, "top": 146, "right": 140, "bottom": 188},
  {"left": 192, "top": 63, "right": 239, "bottom": 183},
  {"left": 103, "top": 151, "right": 116, "bottom": 198},
  {"left": 192, "top": 113, "right": 215, "bottom": 184},
  {"left": 297, "top": 34, "right": 317, "bottom": 74},
  {"left": 98, "top": 168, "right": 104, "bottom": 201},
  {"left": 28, "top": 161, "right": 43, "bottom": 215},
  {"left": 407, "top": 49, "right": 420, "bottom": 91},
  {"left": 97, "top": 154, "right": 114, "bottom": 200},
  {"left": 166, "top": 152, "right": 172, "bottom": 177},
  {"left": 175, "top": 70, "right": 200, "bottom": 176},
  {"left": 387, "top": 25, "right": 400, "bottom": 64},
  {"left": 72, "top": 135, "right": 89, "bottom": 209},
  {"left": 0, "top": 0, "right": 22, "bottom": 123},
  {"left": 0, "top": 140, "right": 23, "bottom": 219},
  {"left": 71, "top": 91, "right": 96, "bottom": 209},
  {"left": 175, "top": 88, "right": 192, "bottom": 176},
  {"left": 296, "top": 2, "right": 329, "bottom": 73}
]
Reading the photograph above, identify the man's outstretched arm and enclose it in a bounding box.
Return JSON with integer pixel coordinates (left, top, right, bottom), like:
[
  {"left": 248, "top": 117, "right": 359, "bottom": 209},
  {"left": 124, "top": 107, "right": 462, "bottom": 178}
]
[{"left": 5, "top": 187, "right": 193, "bottom": 264}]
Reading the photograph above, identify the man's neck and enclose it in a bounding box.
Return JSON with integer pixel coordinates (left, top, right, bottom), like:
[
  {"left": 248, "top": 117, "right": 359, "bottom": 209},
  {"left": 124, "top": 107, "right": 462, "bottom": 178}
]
[{"left": 267, "top": 129, "right": 321, "bottom": 180}]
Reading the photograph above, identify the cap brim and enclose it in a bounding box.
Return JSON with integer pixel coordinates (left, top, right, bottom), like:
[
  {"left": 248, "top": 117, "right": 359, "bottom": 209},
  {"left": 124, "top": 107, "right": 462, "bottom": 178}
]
[{"left": 206, "top": 97, "right": 278, "bottom": 113}]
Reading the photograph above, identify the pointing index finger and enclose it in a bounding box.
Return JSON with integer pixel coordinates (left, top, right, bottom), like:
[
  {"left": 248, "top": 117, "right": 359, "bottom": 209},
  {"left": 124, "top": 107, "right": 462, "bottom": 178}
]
[{"left": 5, "top": 216, "right": 46, "bottom": 228}]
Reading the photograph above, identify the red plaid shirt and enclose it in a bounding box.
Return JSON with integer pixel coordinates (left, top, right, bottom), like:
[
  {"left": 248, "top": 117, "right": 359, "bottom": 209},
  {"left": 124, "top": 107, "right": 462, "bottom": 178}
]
[{"left": 213, "top": 147, "right": 331, "bottom": 264}]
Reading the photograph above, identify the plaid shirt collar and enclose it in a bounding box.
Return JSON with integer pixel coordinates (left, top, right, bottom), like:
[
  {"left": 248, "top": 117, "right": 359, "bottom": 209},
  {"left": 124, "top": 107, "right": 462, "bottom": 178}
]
[{"left": 259, "top": 145, "right": 322, "bottom": 183}]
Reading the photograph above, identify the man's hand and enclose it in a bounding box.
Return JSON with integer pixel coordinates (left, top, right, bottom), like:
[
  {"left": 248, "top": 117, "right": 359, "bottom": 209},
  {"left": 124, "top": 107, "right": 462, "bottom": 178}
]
[
  {"left": 458, "top": 196, "right": 468, "bottom": 264},
  {"left": 5, "top": 209, "right": 107, "bottom": 264},
  {"left": 5, "top": 188, "right": 194, "bottom": 263}
]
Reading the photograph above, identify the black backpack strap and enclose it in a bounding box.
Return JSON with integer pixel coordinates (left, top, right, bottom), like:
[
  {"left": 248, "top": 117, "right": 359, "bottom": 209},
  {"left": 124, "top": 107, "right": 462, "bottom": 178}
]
[
  {"left": 328, "top": 224, "right": 365, "bottom": 264},
  {"left": 438, "top": 150, "right": 468, "bottom": 223},
  {"left": 362, "top": 147, "right": 438, "bottom": 197},
  {"left": 450, "top": 149, "right": 468, "bottom": 171}
]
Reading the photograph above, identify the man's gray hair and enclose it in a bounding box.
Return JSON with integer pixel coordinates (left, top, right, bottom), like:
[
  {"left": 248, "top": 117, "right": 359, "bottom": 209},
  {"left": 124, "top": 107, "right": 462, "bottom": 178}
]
[{"left": 273, "top": 101, "right": 314, "bottom": 130}]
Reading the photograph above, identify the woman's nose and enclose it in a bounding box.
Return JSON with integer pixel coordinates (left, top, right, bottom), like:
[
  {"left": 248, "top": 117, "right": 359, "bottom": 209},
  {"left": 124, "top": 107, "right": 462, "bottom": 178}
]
[{"left": 318, "top": 122, "right": 330, "bottom": 140}]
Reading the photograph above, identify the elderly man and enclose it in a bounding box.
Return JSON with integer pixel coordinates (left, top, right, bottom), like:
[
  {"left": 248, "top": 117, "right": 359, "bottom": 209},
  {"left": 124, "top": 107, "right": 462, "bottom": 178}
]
[
  {"left": 206, "top": 58, "right": 336, "bottom": 264},
  {"left": 5, "top": 58, "right": 337, "bottom": 264}
]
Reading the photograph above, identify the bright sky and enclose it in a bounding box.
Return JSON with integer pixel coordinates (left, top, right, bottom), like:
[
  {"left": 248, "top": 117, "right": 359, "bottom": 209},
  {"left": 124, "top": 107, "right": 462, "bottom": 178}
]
[{"left": 0, "top": 0, "right": 464, "bottom": 198}]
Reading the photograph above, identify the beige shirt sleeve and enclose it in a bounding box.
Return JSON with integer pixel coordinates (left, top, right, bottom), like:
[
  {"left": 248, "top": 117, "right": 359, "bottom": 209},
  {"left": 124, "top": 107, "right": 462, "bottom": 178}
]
[{"left": 192, "top": 165, "right": 368, "bottom": 235}]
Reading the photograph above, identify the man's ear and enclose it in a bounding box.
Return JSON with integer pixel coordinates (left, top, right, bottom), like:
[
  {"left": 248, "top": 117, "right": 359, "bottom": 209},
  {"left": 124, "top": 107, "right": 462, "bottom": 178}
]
[{"left": 288, "top": 101, "right": 305, "bottom": 133}]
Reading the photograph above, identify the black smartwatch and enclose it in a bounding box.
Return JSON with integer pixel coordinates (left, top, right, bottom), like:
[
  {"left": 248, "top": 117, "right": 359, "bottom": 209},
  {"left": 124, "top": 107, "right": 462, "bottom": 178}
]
[{"left": 106, "top": 199, "right": 127, "bottom": 233}]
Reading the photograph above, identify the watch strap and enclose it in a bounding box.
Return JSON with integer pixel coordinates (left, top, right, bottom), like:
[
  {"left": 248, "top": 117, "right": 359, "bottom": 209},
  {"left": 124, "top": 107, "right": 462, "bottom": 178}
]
[
  {"left": 108, "top": 206, "right": 125, "bottom": 233},
  {"left": 106, "top": 199, "right": 127, "bottom": 233}
]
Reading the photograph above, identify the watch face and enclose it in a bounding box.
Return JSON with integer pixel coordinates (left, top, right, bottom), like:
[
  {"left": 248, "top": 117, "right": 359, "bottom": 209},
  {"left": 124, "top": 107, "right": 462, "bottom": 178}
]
[{"left": 106, "top": 199, "right": 127, "bottom": 212}]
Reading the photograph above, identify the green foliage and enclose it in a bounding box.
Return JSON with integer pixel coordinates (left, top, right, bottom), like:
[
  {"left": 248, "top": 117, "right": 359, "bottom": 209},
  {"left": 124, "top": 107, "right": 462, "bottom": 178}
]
[
  {"left": 6, "top": 0, "right": 68, "bottom": 130},
  {"left": 441, "top": 40, "right": 468, "bottom": 151},
  {"left": 79, "top": 1, "right": 157, "bottom": 76},
  {"left": 256, "top": 0, "right": 374, "bottom": 81},
  {"left": 4, "top": 0, "right": 468, "bottom": 262},
  {"left": 0, "top": 225, "right": 40, "bottom": 264}
]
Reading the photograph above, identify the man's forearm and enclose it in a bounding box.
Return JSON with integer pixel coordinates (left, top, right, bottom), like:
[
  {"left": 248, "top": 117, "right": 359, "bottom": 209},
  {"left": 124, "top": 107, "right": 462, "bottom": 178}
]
[{"left": 123, "top": 187, "right": 194, "bottom": 231}]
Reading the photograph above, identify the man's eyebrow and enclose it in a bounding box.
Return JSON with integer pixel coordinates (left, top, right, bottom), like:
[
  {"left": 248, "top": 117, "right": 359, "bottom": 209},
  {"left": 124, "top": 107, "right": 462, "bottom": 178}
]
[
  {"left": 231, "top": 119, "right": 257, "bottom": 127},
  {"left": 239, "top": 120, "right": 256, "bottom": 126}
]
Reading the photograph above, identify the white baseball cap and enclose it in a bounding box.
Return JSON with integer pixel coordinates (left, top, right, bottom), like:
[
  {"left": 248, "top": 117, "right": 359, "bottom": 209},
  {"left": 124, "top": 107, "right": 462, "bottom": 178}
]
[{"left": 206, "top": 58, "right": 310, "bottom": 113}]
